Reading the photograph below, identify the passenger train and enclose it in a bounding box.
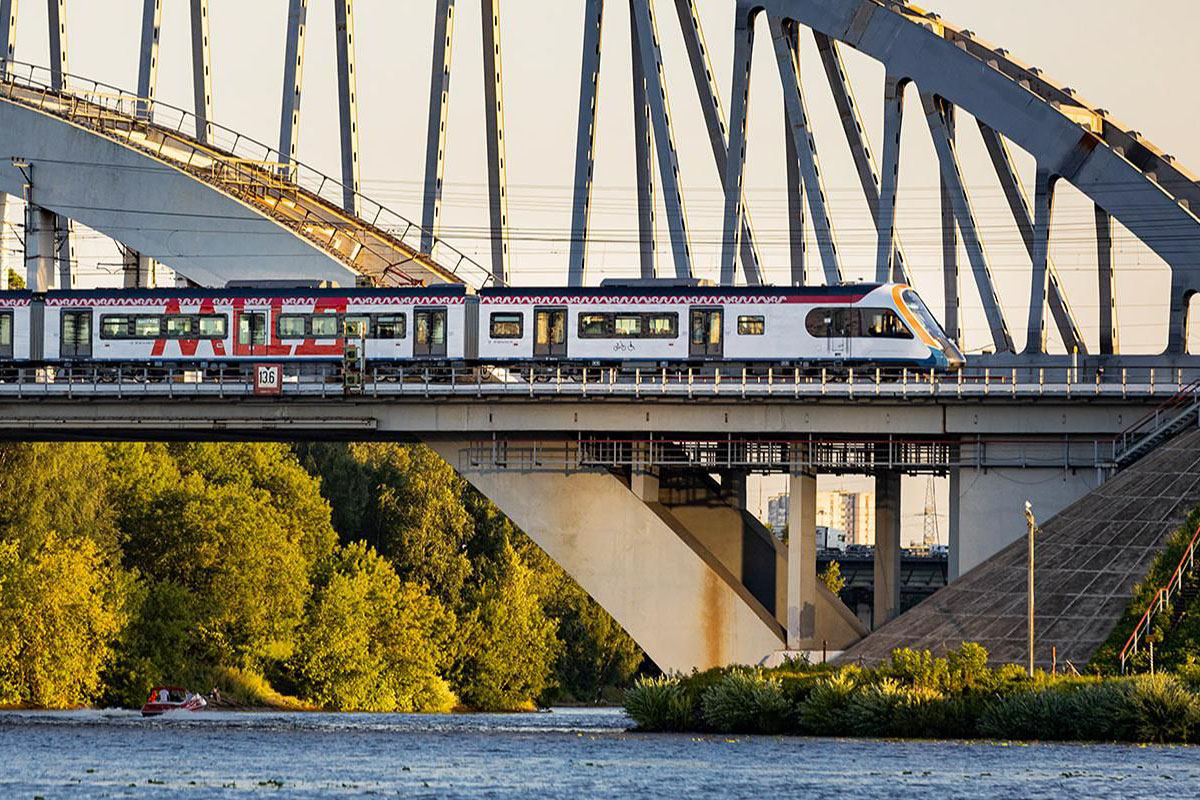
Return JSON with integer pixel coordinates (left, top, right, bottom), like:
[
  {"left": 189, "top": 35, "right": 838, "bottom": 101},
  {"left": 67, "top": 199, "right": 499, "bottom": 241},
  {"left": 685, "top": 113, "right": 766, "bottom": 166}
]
[{"left": 0, "top": 281, "right": 966, "bottom": 371}]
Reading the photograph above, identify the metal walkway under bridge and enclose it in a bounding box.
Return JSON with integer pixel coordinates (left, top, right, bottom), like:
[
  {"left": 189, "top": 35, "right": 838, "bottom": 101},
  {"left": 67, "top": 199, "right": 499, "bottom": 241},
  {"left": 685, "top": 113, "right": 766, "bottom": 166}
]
[{"left": 0, "top": 61, "right": 493, "bottom": 291}]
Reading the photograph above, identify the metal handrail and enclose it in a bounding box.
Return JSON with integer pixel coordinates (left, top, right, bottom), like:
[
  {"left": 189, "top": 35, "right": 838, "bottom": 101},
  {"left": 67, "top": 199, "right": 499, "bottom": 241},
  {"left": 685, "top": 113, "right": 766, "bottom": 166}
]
[
  {"left": 1120, "top": 520, "right": 1200, "bottom": 673},
  {"left": 1111, "top": 379, "right": 1200, "bottom": 464},
  {"left": 0, "top": 361, "right": 1193, "bottom": 399},
  {"left": 0, "top": 59, "right": 495, "bottom": 289}
]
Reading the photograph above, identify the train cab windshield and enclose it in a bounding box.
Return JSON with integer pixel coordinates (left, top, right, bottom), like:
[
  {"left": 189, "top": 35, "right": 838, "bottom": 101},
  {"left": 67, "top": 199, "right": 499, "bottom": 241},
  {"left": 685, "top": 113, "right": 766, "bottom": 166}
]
[{"left": 901, "top": 289, "right": 966, "bottom": 368}]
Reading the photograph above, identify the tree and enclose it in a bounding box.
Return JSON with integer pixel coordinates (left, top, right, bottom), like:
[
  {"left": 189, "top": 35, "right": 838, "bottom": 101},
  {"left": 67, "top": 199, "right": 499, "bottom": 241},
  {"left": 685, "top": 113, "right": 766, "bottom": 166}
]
[
  {"left": 0, "top": 533, "right": 127, "bottom": 707},
  {"left": 820, "top": 561, "right": 846, "bottom": 595},
  {"left": 291, "top": 542, "right": 456, "bottom": 712},
  {"left": 301, "top": 443, "right": 473, "bottom": 608},
  {"left": 452, "top": 541, "right": 560, "bottom": 711}
]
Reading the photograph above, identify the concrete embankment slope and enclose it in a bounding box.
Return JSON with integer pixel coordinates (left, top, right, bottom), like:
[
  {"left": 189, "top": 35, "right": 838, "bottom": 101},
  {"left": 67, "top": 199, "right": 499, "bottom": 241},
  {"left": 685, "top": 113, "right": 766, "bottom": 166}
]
[{"left": 839, "top": 427, "right": 1200, "bottom": 669}]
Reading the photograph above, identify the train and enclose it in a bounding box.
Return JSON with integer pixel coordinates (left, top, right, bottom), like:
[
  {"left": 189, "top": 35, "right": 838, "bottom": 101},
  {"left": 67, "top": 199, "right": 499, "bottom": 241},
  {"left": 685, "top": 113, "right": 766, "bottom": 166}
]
[{"left": 0, "top": 280, "right": 966, "bottom": 371}]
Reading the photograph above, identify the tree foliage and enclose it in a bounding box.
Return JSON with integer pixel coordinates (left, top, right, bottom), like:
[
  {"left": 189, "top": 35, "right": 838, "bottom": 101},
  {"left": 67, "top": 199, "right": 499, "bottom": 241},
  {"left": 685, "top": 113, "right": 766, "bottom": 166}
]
[
  {"left": 291, "top": 542, "right": 456, "bottom": 712},
  {"left": 0, "top": 533, "right": 126, "bottom": 707},
  {"left": 0, "top": 440, "right": 642, "bottom": 711}
]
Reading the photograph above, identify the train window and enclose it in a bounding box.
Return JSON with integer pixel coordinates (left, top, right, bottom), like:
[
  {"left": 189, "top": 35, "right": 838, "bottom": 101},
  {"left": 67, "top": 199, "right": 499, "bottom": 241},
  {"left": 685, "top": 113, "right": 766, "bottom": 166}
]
[
  {"left": 100, "top": 315, "right": 131, "bottom": 338},
  {"left": 0, "top": 311, "right": 11, "bottom": 358},
  {"left": 613, "top": 314, "right": 643, "bottom": 337},
  {"left": 278, "top": 315, "right": 307, "bottom": 339},
  {"left": 197, "top": 315, "right": 227, "bottom": 338},
  {"left": 737, "top": 315, "right": 765, "bottom": 336},
  {"left": 646, "top": 314, "right": 678, "bottom": 338},
  {"left": 578, "top": 314, "right": 609, "bottom": 338},
  {"left": 344, "top": 315, "right": 370, "bottom": 338},
  {"left": 134, "top": 316, "right": 162, "bottom": 338},
  {"left": 805, "top": 308, "right": 856, "bottom": 337},
  {"left": 311, "top": 314, "right": 339, "bottom": 338},
  {"left": 373, "top": 314, "right": 405, "bottom": 339},
  {"left": 490, "top": 313, "right": 523, "bottom": 339},
  {"left": 164, "top": 316, "right": 194, "bottom": 338},
  {"left": 860, "top": 308, "right": 913, "bottom": 339}
]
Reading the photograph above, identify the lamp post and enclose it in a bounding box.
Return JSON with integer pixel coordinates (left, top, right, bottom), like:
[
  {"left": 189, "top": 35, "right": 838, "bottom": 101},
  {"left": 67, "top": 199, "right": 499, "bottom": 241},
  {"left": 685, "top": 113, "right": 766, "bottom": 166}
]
[{"left": 1024, "top": 501, "right": 1037, "bottom": 677}]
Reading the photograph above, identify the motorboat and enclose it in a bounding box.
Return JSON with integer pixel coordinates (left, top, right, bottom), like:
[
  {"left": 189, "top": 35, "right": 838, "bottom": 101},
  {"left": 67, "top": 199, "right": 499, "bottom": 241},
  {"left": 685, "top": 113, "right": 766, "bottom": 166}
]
[{"left": 141, "top": 686, "right": 208, "bottom": 717}]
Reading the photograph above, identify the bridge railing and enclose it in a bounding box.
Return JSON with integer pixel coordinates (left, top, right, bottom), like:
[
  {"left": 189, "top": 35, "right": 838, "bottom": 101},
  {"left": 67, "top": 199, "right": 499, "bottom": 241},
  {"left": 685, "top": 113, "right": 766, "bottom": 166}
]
[
  {"left": 0, "top": 361, "right": 1194, "bottom": 406},
  {"left": 1110, "top": 379, "right": 1200, "bottom": 465},
  {"left": 0, "top": 60, "right": 495, "bottom": 289},
  {"left": 1120, "top": 520, "right": 1200, "bottom": 674}
]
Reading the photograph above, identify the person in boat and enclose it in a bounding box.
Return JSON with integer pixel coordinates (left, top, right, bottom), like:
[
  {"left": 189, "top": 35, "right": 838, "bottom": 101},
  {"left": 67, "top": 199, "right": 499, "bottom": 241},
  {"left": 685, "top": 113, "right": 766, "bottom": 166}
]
[{"left": 158, "top": 688, "right": 169, "bottom": 704}]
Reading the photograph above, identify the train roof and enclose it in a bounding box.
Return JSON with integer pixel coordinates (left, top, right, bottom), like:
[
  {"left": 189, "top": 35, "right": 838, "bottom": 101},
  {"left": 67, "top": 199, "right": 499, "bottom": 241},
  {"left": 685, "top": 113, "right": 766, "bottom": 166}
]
[
  {"left": 36, "top": 285, "right": 472, "bottom": 300},
  {"left": 479, "top": 283, "right": 887, "bottom": 298}
]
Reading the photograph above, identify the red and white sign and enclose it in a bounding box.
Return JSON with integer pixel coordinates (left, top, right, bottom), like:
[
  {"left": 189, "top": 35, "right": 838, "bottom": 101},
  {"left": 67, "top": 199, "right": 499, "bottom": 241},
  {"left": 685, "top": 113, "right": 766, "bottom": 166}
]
[{"left": 253, "top": 364, "right": 282, "bottom": 396}]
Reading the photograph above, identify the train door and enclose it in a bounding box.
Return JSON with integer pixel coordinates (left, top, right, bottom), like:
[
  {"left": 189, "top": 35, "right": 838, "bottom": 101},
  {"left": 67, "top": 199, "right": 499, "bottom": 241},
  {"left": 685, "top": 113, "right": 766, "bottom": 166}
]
[
  {"left": 235, "top": 310, "right": 267, "bottom": 356},
  {"left": 689, "top": 307, "right": 723, "bottom": 359},
  {"left": 414, "top": 306, "right": 447, "bottom": 358},
  {"left": 60, "top": 309, "right": 92, "bottom": 359},
  {"left": 828, "top": 308, "right": 852, "bottom": 361},
  {"left": 533, "top": 307, "right": 567, "bottom": 358}
]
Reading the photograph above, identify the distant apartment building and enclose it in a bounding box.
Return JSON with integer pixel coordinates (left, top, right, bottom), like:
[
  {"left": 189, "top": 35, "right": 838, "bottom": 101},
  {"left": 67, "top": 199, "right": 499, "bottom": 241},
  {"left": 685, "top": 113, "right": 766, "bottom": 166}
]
[
  {"left": 767, "top": 493, "right": 789, "bottom": 532},
  {"left": 817, "top": 490, "right": 875, "bottom": 545}
]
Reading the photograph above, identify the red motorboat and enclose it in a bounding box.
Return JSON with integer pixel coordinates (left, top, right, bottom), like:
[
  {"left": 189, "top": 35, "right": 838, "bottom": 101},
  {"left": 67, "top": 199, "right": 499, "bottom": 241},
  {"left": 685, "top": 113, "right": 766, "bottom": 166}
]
[{"left": 141, "top": 686, "right": 207, "bottom": 717}]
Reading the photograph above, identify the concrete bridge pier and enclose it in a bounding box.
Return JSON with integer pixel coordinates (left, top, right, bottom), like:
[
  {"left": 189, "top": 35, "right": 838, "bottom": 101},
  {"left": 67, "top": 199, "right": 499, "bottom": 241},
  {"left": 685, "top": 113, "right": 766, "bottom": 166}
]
[
  {"left": 953, "top": 466, "right": 1102, "bottom": 577},
  {"left": 874, "top": 471, "right": 902, "bottom": 629},
  {"left": 122, "top": 247, "right": 157, "bottom": 289},
  {"left": 24, "top": 204, "right": 55, "bottom": 292},
  {"left": 430, "top": 440, "right": 865, "bottom": 671}
]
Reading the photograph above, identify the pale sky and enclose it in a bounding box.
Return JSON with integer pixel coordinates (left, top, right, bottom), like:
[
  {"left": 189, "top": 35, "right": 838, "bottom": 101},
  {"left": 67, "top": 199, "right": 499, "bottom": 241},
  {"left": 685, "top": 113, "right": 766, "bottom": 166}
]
[{"left": 5, "top": 0, "right": 1197, "bottom": 357}]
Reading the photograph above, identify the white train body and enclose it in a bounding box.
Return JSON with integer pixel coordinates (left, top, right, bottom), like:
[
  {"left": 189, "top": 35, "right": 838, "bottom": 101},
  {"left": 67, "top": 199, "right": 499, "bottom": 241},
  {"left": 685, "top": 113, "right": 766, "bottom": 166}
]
[
  {"left": 477, "top": 283, "right": 961, "bottom": 368},
  {"left": 0, "top": 282, "right": 964, "bottom": 370},
  {"left": 28, "top": 287, "right": 476, "bottom": 363}
]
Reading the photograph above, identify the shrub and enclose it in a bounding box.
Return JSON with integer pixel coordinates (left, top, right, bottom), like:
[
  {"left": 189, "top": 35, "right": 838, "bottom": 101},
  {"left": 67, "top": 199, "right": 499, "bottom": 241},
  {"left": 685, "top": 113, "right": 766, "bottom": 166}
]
[
  {"left": 978, "top": 688, "right": 1077, "bottom": 741},
  {"left": 946, "top": 643, "right": 991, "bottom": 691},
  {"left": 798, "top": 671, "right": 857, "bottom": 736},
  {"left": 1129, "top": 674, "right": 1198, "bottom": 744},
  {"left": 624, "top": 676, "right": 694, "bottom": 732},
  {"left": 878, "top": 648, "right": 948, "bottom": 692},
  {"left": 1063, "top": 680, "right": 1137, "bottom": 742},
  {"left": 701, "top": 670, "right": 791, "bottom": 734}
]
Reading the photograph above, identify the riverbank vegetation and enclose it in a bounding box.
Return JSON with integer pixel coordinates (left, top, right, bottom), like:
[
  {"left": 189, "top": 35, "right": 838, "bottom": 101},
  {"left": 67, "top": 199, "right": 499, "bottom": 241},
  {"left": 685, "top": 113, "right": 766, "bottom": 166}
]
[
  {"left": 1089, "top": 508, "right": 1200, "bottom": 673},
  {"left": 624, "top": 644, "right": 1200, "bottom": 743},
  {"left": 0, "top": 442, "right": 642, "bottom": 711}
]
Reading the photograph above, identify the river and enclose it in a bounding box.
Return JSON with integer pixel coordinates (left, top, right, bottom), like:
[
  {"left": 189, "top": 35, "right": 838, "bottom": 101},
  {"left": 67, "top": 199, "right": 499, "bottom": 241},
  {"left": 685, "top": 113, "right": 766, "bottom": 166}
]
[{"left": 1, "top": 707, "right": 1197, "bottom": 798}]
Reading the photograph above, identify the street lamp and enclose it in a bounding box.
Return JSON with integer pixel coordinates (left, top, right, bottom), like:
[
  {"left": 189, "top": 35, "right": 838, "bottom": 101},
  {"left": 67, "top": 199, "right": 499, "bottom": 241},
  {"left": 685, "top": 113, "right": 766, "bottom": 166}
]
[{"left": 1024, "top": 501, "right": 1037, "bottom": 677}]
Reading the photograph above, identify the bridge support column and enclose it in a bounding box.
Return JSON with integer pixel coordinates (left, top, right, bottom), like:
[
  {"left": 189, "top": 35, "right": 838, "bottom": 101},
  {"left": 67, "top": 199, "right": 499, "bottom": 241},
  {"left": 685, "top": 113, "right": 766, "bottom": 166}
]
[
  {"left": 948, "top": 465, "right": 962, "bottom": 581},
  {"left": 122, "top": 247, "right": 156, "bottom": 289},
  {"left": 24, "top": 204, "right": 54, "bottom": 292},
  {"left": 956, "top": 467, "right": 1100, "bottom": 576},
  {"left": 430, "top": 440, "right": 785, "bottom": 671},
  {"left": 873, "top": 471, "right": 902, "bottom": 629},
  {"left": 786, "top": 471, "right": 817, "bottom": 648}
]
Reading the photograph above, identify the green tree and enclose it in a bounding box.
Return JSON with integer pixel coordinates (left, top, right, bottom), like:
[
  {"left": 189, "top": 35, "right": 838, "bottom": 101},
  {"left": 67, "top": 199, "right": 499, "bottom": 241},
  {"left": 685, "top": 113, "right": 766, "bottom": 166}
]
[
  {"left": 453, "top": 541, "right": 560, "bottom": 710},
  {"left": 820, "top": 561, "right": 846, "bottom": 595},
  {"left": 291, "top": 542, "right": 456, "bottom": 712},
  {"left": 302, "top": 443, "right": 473, "bottom": 607},
  {"left": 0, "top": 533, "right": 127, "bottom": 707}
]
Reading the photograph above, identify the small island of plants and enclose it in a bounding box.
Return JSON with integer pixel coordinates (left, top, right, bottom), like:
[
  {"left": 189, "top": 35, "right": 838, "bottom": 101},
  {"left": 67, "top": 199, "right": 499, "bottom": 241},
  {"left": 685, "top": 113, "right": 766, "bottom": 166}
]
[{"left": 623, "top": 644, "right": 1200, "bottom": 744}]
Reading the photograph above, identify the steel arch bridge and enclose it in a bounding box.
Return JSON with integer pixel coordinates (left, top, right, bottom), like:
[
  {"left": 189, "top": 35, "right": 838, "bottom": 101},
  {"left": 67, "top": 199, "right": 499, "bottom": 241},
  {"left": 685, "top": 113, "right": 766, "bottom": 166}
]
[{"left": 0, "top": 0, "right": 1196, "bottom": 368}]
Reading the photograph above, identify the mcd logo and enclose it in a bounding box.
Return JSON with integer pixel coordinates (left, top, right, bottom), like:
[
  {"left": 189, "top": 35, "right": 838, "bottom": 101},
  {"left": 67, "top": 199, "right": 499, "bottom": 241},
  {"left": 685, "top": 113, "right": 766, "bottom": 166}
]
[{"left": 254, "top": 364, "right": 282, "bottom": 396}]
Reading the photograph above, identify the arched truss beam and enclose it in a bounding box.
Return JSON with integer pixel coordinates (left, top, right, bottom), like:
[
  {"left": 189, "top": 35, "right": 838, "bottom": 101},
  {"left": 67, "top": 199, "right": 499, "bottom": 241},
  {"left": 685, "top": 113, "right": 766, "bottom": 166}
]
[
  {"left": 755, "top": 0, "right": 1200, "bottom": 355},
  {"left": 420, "top": 0, "right": 509, "bottom": 285},
  {"left": 763, "top": 15, "right": 842, "bottom": 285}
]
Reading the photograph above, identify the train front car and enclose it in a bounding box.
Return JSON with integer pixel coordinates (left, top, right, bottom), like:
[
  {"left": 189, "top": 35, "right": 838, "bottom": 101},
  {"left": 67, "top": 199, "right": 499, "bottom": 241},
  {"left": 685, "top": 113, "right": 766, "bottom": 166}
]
[
  {"left": 810, "top": 283, "right": 965, "bottom": 370},
  {"left": 887, "top": 284, "right": 966, "bottom": 370}
]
